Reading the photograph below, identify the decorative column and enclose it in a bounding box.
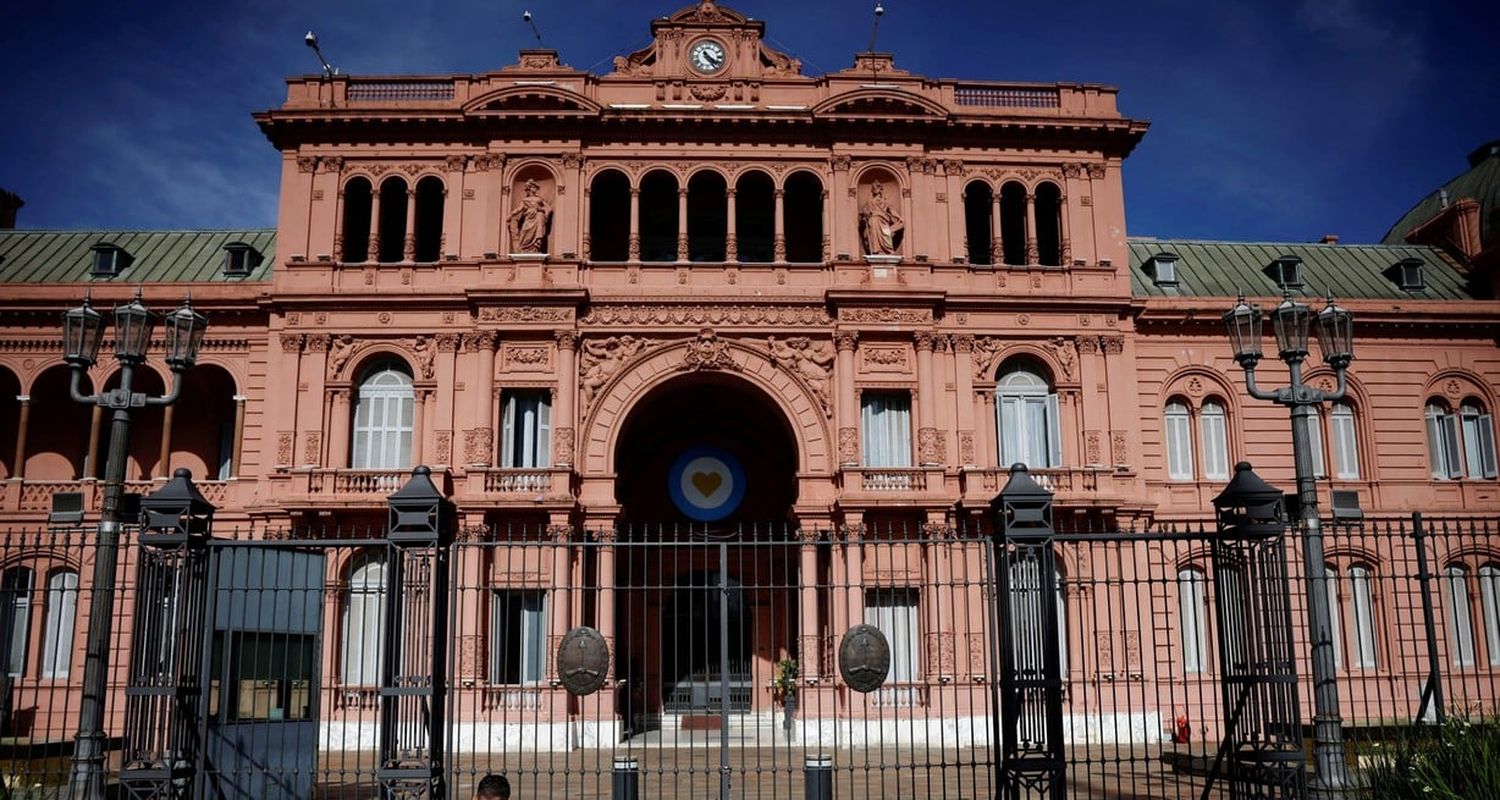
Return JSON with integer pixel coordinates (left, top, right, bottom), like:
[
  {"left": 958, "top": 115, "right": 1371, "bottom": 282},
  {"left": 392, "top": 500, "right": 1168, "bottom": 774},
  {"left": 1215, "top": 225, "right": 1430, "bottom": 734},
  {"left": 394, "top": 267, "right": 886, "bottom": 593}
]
[
  {"left": 230, "top": 395, "right": 247, "bottom": 477},
  {"left": 327, "top": 390, "right": 351, "bottom": 469},
  {"left": 992, "top": 193, "right": 1004, "bottom": 264},
  {"left": 411, "top": 389, "right": 427, "bottom": 466},
  {"left": 403, "top": 187, "right": 417, "bottom": 261},
  {"left": 835, "top": 331, "right": 859, "bottom": 467},
  {"left": 1075, "top": 337, "right": 1103, "bottom": 466},
  {"left": 821, "top": 189, "right": 832, "bottom": 262},
  {"left": 553, "top": 331, "right": 578, "bottom": 468},
  {"left": 12, "top": 395, "right": 30, "bottom": 480},
  {"left": 829, "top": 156, "right": 851, "bottom": 259},
  {"left": 596, "top": 528, "right": 618, "bottom": 679},
  {"left": 725, "top": 188, "right": 738, "bottom": 262},
  {"left": 982, "top": 391, "right": 998, "bottom": 467},
  {"left": 85, "top": 405, "right": 104, "bottom": 479},
  {"left": 157, "top": 406, "right": 175, "bottom": 478},
  {"left": 466, "top": 331, "right": 498, "bottom": 467},
  {"left": 367, "top": 186, "right": 381, "bottom": 262},
  {"left": 799, "top": 529, "right": 822, "bottom": 677},
  {"left": 676, "top": 187, "right": 690, "bottom": 262},
  {"left": 951, "top": 336, "right": 976, "bottom": 467},
  {"left": 628, "top": 187, "right": 641, "bottom": 262},
  {"left": 1058, "top": 192, "right": 1072, "bottom": 265},
  {"left": 548, "top": 525, "right": 573, "bottom": 681},
  {"left": 1100, "top": 336, "right": 1128, "bottom": 469},
  {"left": 1024, "top": 192, "right": 1038, "bottom": 265},
  {"left": 915, "top": 331, "right": 942, "bottom": 467},
  {"left": 773, "top": 188, "right": 787, "bottom": 263}
]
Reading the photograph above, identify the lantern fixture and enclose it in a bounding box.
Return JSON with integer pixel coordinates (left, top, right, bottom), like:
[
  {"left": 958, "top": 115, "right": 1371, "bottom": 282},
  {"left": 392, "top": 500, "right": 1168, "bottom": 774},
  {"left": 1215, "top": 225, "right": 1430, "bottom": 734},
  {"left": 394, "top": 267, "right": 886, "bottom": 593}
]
[
  {"left": 1270, "top": 292, "right": 1312, "bottom": 362},
  {"left": 1315, "top": 294, "right": 1354, "bottom": 369},
  {"left": 163, "top": 297, "right": 208, "bottom": 371},
  {"left": 62, "top": 294, "right": 105, "bottom": 368},
  {"left": 112, "top": 289, "right": 156, "bottom": 363},
  {"left": 1221, "top": 293, "right": 1264, "bottom": 368}
]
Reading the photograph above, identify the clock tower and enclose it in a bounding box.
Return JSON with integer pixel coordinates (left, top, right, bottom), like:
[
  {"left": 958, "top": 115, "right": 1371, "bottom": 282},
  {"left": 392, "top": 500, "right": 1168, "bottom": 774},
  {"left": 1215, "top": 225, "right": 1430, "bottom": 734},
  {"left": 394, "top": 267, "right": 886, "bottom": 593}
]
[{"left": 607, "top": 0, "right": 806, "bottom": 93}]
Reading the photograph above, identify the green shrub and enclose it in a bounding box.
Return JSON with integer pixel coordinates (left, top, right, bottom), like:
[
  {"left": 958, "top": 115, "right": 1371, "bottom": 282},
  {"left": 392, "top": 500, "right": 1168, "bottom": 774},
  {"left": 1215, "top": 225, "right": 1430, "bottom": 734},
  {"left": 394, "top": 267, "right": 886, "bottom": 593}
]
[{"left": 1361, "top": 716, "right": 1500, "bottom": 799}]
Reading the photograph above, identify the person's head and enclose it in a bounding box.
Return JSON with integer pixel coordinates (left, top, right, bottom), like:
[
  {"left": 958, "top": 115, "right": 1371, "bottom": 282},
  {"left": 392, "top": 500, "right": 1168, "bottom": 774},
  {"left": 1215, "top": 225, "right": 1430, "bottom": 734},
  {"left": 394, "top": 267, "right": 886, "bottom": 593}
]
[{"left": 476, "top": 774, "right": 511, "bottom": 800}]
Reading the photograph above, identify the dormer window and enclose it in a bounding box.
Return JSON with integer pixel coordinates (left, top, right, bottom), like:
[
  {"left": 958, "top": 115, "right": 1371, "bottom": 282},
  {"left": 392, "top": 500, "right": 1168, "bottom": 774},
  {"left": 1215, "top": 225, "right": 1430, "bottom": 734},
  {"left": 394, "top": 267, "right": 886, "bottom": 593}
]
[
  {"left": 222, "top": 242, "right": 262, "bottom": 276},
  {"left": 90, "top": 243, "right": 131, "bottom": 277},
  {"left": 1265, "top": 255, "right": 1303, "bottom": 291},
  {"left": 1394, "top": 257, "right": 1425, "bottom": 291},
  {"left": 1147, "top": 251, "right": 1179, "bottom": 286}
]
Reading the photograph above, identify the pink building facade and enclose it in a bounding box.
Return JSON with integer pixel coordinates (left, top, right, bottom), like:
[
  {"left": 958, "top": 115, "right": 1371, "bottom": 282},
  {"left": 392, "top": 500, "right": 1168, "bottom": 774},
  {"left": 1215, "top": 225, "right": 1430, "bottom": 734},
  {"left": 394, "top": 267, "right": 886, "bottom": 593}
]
[{"left": 1, "top": 0, "right": 1499, "bottom": 766}]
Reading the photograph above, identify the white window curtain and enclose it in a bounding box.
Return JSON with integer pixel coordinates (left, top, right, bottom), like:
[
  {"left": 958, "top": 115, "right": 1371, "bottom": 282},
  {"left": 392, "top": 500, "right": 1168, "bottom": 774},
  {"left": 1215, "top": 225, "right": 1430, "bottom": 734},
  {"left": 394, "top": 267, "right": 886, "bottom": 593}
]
[
  {"left": 1, "top": 567, "right": 33, "bottom": 677},
  {"left": 1445, "top": 565, "right": 1476, "bottom": 667},
  {"left": 865, "top": 588, "right": 920, "bottom": 683},
  {"left": 997, "top": 367, "right": 1060, "bottom": 468},
  {"left": 1200, "top": 402, "right": 1230, "bottom": 480},
  {"left": 352, "top": 365, "right": 414, "bottom": 470},
  {"left": 1302, "top": 413, "right": 1327, "bottom": 479},
  {"left": 1331, "top": 402, "right": 1360, "bottom": 479},
  {"left": 1461, "top": 402, "right": 1498, "bottom": 479},
  {"left": 501, "top": 390, "right": 552, "bottom": 469},
  {"left": 1349, "top": 566, "right": 1378, "bottom": 669},
  {"left": 41, "top": 569, "right": 78, "bottom": 679},
  {"left": 1164, "top": 401, "right": 1194, "bottom": 480},
  {"left": 1178, "top": 567, "right": 1208, "bottom": 674},
  {"left": 861, "top": 392, "right": 912, "bottom": 468},
  {"left": 342, "top": 554, "right": 386, "bottom": 685},
  {"left": 1427, "top": 402, "right": 1463, "bottom": 479},
  {"left": 216, "top": 419, "right": 234, "bottom": 480},
  {"left": 492, "top": 591, "right": 547, "bottom": 685},
  {"left": 1325, "top": 566, "right": 1343, "bottom": 670},
  {"left": 1480, "top": 564, "right": 1500, "bottom": 667}
]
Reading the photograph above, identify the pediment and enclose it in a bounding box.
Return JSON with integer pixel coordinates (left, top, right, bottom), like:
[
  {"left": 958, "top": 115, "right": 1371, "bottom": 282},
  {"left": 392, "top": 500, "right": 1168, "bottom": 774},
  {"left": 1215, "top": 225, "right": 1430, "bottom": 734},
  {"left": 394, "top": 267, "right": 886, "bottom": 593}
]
[
  {"left": 463, "top": 85, "right": 602, "bottom": 117},
  {"left": 666, "top": 0, "right": 749, "bottom": 24},
  {"left": 812, "top": 89, "right": 949, "bottom": 121}
]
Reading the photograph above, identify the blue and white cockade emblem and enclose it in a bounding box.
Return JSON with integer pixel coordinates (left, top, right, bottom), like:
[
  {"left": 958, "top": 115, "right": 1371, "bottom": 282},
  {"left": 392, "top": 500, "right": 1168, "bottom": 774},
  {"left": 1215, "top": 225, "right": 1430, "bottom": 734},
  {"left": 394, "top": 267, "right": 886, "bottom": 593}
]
[{"left": 668, "top": 446, "right": 746, "bottom": 522}]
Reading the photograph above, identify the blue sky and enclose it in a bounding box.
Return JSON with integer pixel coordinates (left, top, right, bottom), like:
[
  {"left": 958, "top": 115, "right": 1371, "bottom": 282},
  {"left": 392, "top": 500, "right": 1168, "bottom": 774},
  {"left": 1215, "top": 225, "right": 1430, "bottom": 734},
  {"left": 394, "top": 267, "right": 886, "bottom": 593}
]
[{"left": 1, "top": 0, "right": 1495, "bottom": 243}]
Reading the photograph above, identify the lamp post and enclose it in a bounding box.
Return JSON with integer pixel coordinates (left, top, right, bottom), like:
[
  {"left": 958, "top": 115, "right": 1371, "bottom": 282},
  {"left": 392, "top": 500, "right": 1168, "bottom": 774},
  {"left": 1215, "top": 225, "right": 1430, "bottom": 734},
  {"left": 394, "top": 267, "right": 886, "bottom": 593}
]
[
  {"left": 1222, "top": 291, "right": 1353, "bottom": 795},
  {"left": 62, "top": 290, "right": 207, "bottom": 800}
]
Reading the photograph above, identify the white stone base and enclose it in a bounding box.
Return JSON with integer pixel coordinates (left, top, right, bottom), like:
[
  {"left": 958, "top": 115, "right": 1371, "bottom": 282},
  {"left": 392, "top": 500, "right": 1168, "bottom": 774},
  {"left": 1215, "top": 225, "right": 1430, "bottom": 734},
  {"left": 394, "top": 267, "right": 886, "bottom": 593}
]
[
  {"left": 863, "top": 254, "right": 901, "bottom": 264},
  {"left": 509, "top": 252, "right": 548, "bottom": 262}
]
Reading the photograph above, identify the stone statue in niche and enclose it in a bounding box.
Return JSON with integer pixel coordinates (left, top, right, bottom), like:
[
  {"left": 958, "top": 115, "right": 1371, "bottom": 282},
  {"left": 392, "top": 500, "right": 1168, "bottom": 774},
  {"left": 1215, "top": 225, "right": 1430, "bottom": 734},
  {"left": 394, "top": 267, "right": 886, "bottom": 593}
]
[
  {"left": 860, "top": 180, "right": 904, "bottom": 256},
  {"left": 508, "top": 178, "right": 553, "bottom": 254}
]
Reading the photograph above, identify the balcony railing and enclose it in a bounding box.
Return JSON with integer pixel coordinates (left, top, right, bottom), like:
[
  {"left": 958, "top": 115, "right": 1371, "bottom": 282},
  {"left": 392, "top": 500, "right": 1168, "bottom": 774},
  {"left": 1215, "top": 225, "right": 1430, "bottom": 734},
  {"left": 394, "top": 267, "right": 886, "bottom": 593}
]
[
  {"left": 859, "top": 469, "right": 928, "bottom": 492},
  {"left": 962, "top": 466, "right": 1106, "bottom": 496},
  {"left": 953, "top": 85, "right": 1060, "bottom": 109},
  {"left": 272, "top": 468, "right": 449, "bottom": 505},
  {"left": 482, "top": 469, "right": 552, "bottom": 494},
  {"left": 4, "top": 478, "right": 229, "bottom": 514},
  {"left": 459, "top": 468, "right": 572, "bottom": 506},
  {"left": 347, "top": 79, "right": 455, "bottom": 103}
]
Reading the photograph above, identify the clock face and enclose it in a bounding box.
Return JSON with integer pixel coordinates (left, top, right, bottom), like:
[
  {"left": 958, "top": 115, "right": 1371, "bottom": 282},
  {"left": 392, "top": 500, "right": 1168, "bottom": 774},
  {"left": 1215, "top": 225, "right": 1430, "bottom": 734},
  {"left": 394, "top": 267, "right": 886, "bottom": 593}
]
[{"left": 690, "top": 40, "right": 727, "bottom": 74}]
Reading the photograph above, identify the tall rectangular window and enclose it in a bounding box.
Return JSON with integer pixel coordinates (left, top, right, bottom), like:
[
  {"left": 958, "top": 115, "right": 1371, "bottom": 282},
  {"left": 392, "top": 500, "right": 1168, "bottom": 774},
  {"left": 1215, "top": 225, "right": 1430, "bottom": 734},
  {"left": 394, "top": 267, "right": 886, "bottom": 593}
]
[
  {"left": 1349, "top": 566, "right": 1377, "bottom": 669},
  {"left": 342, "top": 555, "right": 386, "bottom": 686},
  {"left": 1330, "top": 403, "right": 1360, "bottom": 479},
  {"left": 352, "top": 366, "right": 414, "bottom": 470},
  {"left": 1446, "top": 566, "right": 1476, "bottom": 667},
  {"left": 41, "top": 570, "right": 78, "bottom": 679},
  {"left": 1302, "top": 414, "right": 1327, "bottom": 478},
  {"left": 1461, "top": 403, "right": 1498, "bottom": 479},
  {"left": 492, "top": 591, "right": 546, "bottom": 685},
  {"left": 501, "top": 390, "right": 552, "bottom": 469},
  {"left": 1480, "top": 565, "right": 1500, "bottom": 667},
  {"left": 1, "top": 567, "right": 33, "bottom": 677},
  {"left": 865, "top": 588, "right": 920, "bottom": 683},
  {"left": 997, "top": 367, "right": 1061, "bottom": 468},
  {"left": 1427, "top": 403, "right": 1464, "bottom": 479},
  {"left": 1200, "top": 402, "right": 1230, "bottom": 481},
  {"left": 861, "top": 392, "right": 912, "bottom": 468},
  {"left": 1164, "top": 402, "right": 1194, "bottom": 480},
  {"left": 1178, "top": 568, "right": 1208, "bottom": 674},
  {"left": 1325, "top": 567, "right": 1343, "bottom": 670}
]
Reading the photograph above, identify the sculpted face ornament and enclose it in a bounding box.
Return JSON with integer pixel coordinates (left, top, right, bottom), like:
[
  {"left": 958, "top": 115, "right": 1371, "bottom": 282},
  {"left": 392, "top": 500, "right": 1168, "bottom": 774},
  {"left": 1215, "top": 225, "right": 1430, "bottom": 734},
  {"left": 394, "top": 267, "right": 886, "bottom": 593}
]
[
  {"left": 690, "top": 39, "right": 727, "bottom": 74},
  {"left": 839, "top": 623, "right": 892, "bottom": 693},
  {"left": 557, "top": 626, "right": 611, "bottom": 696}
]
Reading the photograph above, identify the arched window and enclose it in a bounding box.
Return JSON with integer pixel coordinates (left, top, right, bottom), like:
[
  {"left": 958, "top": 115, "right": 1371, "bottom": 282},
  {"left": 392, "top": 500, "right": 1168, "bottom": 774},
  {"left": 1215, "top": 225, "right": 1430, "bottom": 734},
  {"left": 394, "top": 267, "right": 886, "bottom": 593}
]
[
  {"left": 1164, "top": 399, "right": 1194, "bottom": 480},
  {"left": 1178, "top": 566, "right": 1208, "bottom": 674},
  {"left": 1034, "top": 182, "right": 1063, "bottom": 267},
  {"left": 1325, "top": 566, "right": 1344, "bottom": 670},
  {"left": 1, "top": 566, "right": 34, "bottom": 677},
  {"left": 377, "top": 177, "right": 408, "bottom": 263},
  {"left": 1445, "top": 564, "right": 1476, "bottom": 667},
  {"left": 964, "top": 182, "right": 994, "bottom": 265},
  {"left": 1480, "top": 564, "right": 1500, "bottom": 667},
  {"left": 997, "top": 363, "right": 1060, "bottom": 468},
  {"left": 412, "top": 176, "right": 444, "bottom": 262},
  {"left": 352, "top": 361, "right": 414, "bottom": 470},
  {"left": 1348, "top": 565, "right": 1378, "bottom": 669},
  {"left": 639, "top": 170, "right": 679, "bottom": 263},
  {"left": 41, "top": 569, "right": 78, "bottom": 679},
  {"left": 686, "top": 171, "right": 727, "bottom": 262},
  {"left": 1427, "top": 401, "right": 1462, "bottom": 479},
  {"left": 1330, "top": 401, "right": 1360, "bottom": 479},
  {"left": 588, "top": 170, "right": 631, "bottom": 261},
  {"left": 999, "top": 182, "right": 1027, "bottom": 266},
  {"left": 1460, "top": 400, "right": 1498, "bottom": 479},
  {"left": 340, "top": 177, "right": 373, "bottom": 263},
  {"left": 342, "top": 552, "right": 386, "bottom": 686},
  {"left": 783, "top": 171, "right": 824, "bottom": 263},
  {"left": 735, "top": 171, "right": 775, "bottom": 263},
  {"left": 1200, "top": 400, "right": 1230, "bottom": 480}
]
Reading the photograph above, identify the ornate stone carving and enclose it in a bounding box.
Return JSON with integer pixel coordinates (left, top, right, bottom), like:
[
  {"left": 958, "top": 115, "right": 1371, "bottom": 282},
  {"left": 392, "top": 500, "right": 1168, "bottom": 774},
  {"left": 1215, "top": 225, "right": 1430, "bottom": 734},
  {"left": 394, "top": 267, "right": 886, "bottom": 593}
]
[
  {"left": 627, "top": 233, "right": 641, "bottom": 261},
  {"left": 553, "top": 427, "right": 575, "bottom": 466},
  {"left": 477, "top": 306, "right": 572, "bottom": 323},
  {"left": 1085, "top": 163, "right": 1108, "bottom": 180},
  {"left": 1047, "top": 337, "right": 1076, "bottom": 380},
  {"left": 579, "top": 335, "right": 653, "bottom": 409},
  {"left": 828, "top": 155, "right": 851, "bottom": 172},
  {"left": 580, "top": 304, "right": 830, "bottom": 326},
  {"left": 279, "top": 333, "right": 304, "bottom": 353},
  {"left": 444, "top": 155, "right": 468, "bottom": 172},
  {"left": 838, "top": 427, "right": 859, "bottom": 466},
  {"left": 435, "top": 430, "right": 452, "bottom": 464},
  {"left": 959, "top": 432, "right": 976, "bottom": 465},
  {"left": 835, "top": 330, "right": 859, "bottom": 351},
  {"left": 1076, "top": 335, "right": 1100, "bottom": 355},
  {"left": 1085, "top": 431, "right": 1103, "bottom": 465},
  {"left": 276, "top": 431, "right": 295, "bottom": 466},
  {"left": 862, "top": 347, "right": 908, "bottom": 370},
  {"left": 972, "top": 337, "right": 1006, "bottom": 381},
  {"left": 917, "top": 427, "right": 944, "bottom": 466},
  {"left": 690, "top": 84, "right": 728, "bottom": 101},
  {"left": 1186, "top": 377, "right": 1205, "bottom": 397},
  {"left": 304, "top": 334, "right": 330, "bottom": 353},
  {"left": 434, "top": 333, "right": 460, "bottom": 353},
  {"left": 327, "top": 334, "right": 356, "bottom": 377},
  {"left": 860, "top": 180, "right": 904, "bottom": 256},
  {"left": 501, "top": 343, "right": 550, "bottom": 370},
  {"left": 464, "top": 427, "right": 494, "bottom": 464},
  {"left": 466, "top": 330, "right": 499, "bottom": 352},
  {"left": 1111, "top": 430, "right": 1128, "bottom": 466},
  {"left": 1061, "top": 162, "right": 1084, "bottom": 179},
  {"left": 913, "top": 331, "right": 938, "bottom": 352},
  {"left": 410, "top": 336, "right": 436, "bottom": 379},
  {"left": 1100, "top": 336, "right": 1124, "bottom": 355},
  {"left": 950, "top": 334, "right": 974, "bottom": 354},
  {"left": 766, "top": 336, "right": 835, "bottom": 417},
  {"left": 554, "top": 330, "right": 580, "bottom": 350},
  {"left": 296, "top": 156, "right": 318, "bottom": 174},
  {"left": 302, "top": 431, "right": 322, "bottom": 466},
  {"left": 508, "top": 178, "right": 552, "bottom": 254},
  {"left": 678, "top": 328, "right": 738, "bottom": 372},
  {"left": 838, "top": 307, "right": 932, "bottom": 324},
  {"left": 473, "top": 154, "right": 504, "bottom": 172}
]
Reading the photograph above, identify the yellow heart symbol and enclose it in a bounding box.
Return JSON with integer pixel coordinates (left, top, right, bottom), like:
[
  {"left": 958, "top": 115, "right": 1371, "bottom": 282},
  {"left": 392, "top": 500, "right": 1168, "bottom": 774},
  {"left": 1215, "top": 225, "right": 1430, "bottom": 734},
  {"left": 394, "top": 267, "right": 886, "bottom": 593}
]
[{"left": 691, "top": 471, "right": 723, "bottom": 497}]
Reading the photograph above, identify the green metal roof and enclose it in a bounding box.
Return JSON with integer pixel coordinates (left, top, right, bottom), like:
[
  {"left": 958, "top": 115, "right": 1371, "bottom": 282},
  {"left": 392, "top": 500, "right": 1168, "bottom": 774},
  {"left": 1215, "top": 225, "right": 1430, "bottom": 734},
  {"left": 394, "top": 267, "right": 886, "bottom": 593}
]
[
  {"left": 1127, "top": 238, "right": 1478, "bottom": 300},
  {"left": 0, "top": 229, "right": 275, "bottom": 283},
  {"left": 1383, "top": 140, "right": 1500, "bottom": 246}
]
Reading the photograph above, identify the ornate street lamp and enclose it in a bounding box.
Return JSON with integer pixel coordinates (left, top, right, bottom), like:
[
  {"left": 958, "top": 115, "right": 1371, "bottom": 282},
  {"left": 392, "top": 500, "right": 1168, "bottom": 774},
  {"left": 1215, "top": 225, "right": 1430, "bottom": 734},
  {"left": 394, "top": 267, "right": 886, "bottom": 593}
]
[
  {"left": 1222, "top": 291, "right": 1352, "bottom": 796},
  {"left": 63, "top": 290, "right": 207, "bottom": 800}
]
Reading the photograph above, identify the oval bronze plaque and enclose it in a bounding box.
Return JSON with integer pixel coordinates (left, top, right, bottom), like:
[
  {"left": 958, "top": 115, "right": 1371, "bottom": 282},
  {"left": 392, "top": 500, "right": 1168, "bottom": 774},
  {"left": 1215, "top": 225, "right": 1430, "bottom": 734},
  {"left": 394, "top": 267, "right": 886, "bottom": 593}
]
[
  {"left": 557, "top": 626, "right": 610, "bottom": 696},
  {"left": 839, "top": 623, "right": 891, "bottom": 693}
]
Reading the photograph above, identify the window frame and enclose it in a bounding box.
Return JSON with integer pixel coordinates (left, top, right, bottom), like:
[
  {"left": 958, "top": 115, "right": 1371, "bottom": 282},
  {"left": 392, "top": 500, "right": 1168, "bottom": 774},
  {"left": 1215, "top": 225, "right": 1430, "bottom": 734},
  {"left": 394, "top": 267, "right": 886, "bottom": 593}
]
[
  {"left": 351, "top": 361, "right": 415, "bottom": 470},
  {"left": 41, "top": 568, "right": 79, "bottom": 680},
  {"left": 1164, "top": 400, "right": 1195, "bottom": 481},
  {"left": 1, "top": 566, "right": 34, "bottom": 678},
  {"left": 1329, "top": 401, "right": 1361, "bottom": 480},
  {"left": 860, "top": 390, "right": 913, "bottom": 468},
  {"left": 996, "top": 365, "right": 1061, "bottom": 469},
  {"left": 490, "top": 590, "right": 548, "bottom": 686},
  {"left": 1199, "top": 400, "right": 1230, "bottom": 481},
  {"left": 341, "top": 552, "right": 386, "bottom": 687},
  {"left": 1178, "top": 566, "right": 1209, "bottom": 675},
  {"left": 500, "top": 389, "right": 553, "bottom": 469}
]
